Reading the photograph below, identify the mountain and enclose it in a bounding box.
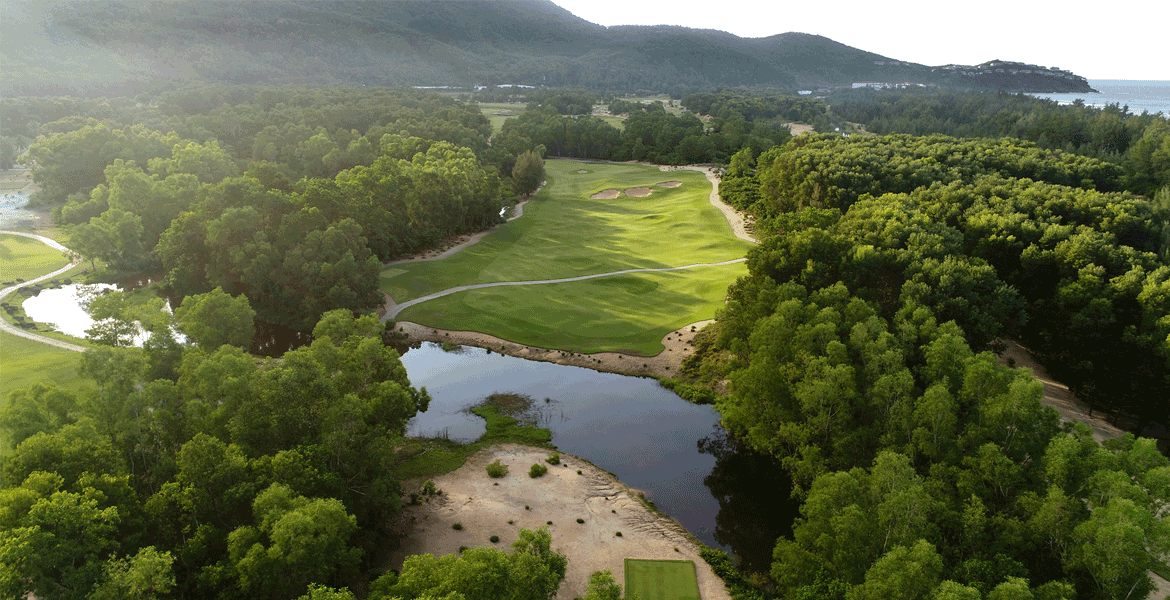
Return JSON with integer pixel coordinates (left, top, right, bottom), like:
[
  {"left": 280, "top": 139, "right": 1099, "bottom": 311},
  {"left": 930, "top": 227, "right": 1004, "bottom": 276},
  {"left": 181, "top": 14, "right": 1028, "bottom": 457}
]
[{"left": 0, "top": 0, "right": 1094, "bottom": 96}]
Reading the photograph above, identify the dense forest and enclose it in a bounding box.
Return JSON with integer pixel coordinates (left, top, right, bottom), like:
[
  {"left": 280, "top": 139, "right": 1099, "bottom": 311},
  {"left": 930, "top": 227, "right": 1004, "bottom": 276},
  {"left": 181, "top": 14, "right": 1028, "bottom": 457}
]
[
  {"left": 7, "top": 87, "right": 531, "bottom": 336},
  {"left": 6, "top": 83, "right": 1170, "bottom": 600}
]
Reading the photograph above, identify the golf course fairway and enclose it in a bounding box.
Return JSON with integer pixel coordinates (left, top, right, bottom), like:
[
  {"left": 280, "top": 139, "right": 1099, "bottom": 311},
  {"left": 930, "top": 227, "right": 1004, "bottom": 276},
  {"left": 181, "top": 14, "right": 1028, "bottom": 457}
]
[{"left": 382, "top": 160, "right": 754, "bottom": 355}]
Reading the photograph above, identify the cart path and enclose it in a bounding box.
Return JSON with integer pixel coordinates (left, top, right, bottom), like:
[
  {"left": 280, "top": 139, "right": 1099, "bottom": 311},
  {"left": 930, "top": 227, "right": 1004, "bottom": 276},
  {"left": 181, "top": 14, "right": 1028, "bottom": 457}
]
[
  {"left": 382, "top": 257, "right": 747, "bottom": 320},
  {"left": 0, "top": 230, "right": 87, "bottom": 352}
]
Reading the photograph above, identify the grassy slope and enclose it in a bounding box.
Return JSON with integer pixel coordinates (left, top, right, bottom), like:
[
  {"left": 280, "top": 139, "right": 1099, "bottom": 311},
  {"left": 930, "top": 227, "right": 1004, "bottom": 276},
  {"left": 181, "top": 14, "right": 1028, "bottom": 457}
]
[
  {"left": 382, "top": 160, "right": 752, "bottom": 301},
  {"left": 0, "top": 233, "right": 88, "bottom": 451},
  {"left": 385, "top": 159, "right": 752, "bottom": 355},
  {"left": 396, "top": 266, "right": 745, "bottom": 355}
]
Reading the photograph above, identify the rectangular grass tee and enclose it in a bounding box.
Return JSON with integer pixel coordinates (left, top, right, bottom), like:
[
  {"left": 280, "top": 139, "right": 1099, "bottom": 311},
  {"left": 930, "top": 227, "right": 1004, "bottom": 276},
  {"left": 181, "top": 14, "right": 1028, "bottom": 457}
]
[{"left": 624, "top": 558, "right": 701, "bottom": 600}]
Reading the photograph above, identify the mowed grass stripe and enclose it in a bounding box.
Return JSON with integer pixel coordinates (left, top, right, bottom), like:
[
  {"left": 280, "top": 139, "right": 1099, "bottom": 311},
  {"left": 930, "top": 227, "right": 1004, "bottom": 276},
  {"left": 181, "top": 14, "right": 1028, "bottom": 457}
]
[
  {"left": 1, "top": 233, "right": 71, "bottom": 281},
  {"left": 381, "top": 159, "right": 753, "bottom": 303},
  {"left": 624, "top": 558, "right": 701, "bottom": 600},
  {"left": 395, "top": 263, "right": 747, "bottom": 355}
]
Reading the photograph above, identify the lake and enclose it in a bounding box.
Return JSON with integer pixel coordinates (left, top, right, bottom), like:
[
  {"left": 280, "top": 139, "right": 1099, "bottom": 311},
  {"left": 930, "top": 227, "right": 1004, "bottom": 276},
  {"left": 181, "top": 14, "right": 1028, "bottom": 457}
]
[{"left": 398, "top": 341, "right": 796, "bottom": 573}]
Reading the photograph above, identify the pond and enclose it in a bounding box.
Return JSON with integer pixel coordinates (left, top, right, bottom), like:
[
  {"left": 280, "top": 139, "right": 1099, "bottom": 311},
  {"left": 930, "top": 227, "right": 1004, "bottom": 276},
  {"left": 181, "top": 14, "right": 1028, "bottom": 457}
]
[
  {"left": 21, "top": 282, "right": 180, "bottom": 346},
  {"left": 398, "top": 342, "right": 797, "bottom": 573}
]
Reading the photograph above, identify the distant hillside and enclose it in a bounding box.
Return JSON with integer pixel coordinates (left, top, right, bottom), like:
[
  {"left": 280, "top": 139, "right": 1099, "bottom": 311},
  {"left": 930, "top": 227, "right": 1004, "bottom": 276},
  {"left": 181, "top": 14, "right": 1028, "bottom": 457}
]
[{"left": 0, "top": 0, "right": 1094, "bottom": 96}]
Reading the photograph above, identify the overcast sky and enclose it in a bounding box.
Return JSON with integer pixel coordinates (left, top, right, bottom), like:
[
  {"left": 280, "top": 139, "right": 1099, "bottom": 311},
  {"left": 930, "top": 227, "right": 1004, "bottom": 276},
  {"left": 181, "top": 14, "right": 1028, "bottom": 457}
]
[{"left": 552, "top": 0, "right": 1168, "bottom": 81}]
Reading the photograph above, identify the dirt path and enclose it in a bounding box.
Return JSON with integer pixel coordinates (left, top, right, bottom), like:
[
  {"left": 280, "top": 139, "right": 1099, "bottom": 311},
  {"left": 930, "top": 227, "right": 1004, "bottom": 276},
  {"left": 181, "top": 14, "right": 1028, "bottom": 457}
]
[
  {"left": 666, "top": 165, "right": 757, "bottom": 244},
  {"left": 389, "top": 444, "right": 731, "bottom": 600},
  {"left": 0, "top": 230, "right": 86, "bottom": 352},
  {"left": 998, "top": 340, "right": 1169, "bottom": 596},
  {"left": 383, "top": 258, "right": 746, "bottom": 320},
  {"left": 385, "top": 196, "right": 534, "bottom": 266}
]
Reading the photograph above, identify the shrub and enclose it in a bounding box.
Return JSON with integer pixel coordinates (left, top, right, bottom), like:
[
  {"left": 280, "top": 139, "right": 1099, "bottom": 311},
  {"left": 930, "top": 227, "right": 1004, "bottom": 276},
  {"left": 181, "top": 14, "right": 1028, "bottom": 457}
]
[
  {"left": 486, "top": 459, "right": 509, "bottom": 478},
  {"left": 546, "top": 452, "right": 560, "bottom": 465},
  {"left": 525, "top": 505, "right": 531, "bottom": 510},
  {"left": 421, "top": 480, "right": 437, "bottom": 495},
  {"left": 529, "top": 463, "right": 548, "bottom": 478},
  {"left": 577, "top": 518, "right": 585, "bottom": 524},
  {"left": 615, "top": 531, "right": 623, "bottom": 537},
  {"left": 508, "top": 520, "right": 514, "bottom": 524},
  {"left": 452, "top": 523, "right": 463, "bottom": 531},
  {"left": 547, "top": 520, "right": 553, "bottom": 525},
  {"left": 577, "top": 470, "right": 582, "bottom": 474},
  {"left": 490, "top": 535, "right": 500, "bottom": 543}
]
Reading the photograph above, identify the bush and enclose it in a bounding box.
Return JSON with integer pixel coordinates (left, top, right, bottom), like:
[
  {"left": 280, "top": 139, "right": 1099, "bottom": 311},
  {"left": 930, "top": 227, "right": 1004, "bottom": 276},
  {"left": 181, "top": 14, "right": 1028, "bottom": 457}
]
[
  {"left": 452, "top": 523, "right": 463, "bottom": 531},
  {"left": 546, "top": 452, "right": 560, "bottom": 465},
  {"left": 490, "top": 535, "right": 500, "bottom": 543},
  {"left": 421, "top": 480, "right": 437, "bottom": 495},
  {"left": 577, "top": 518, "right": 585, "bottom": 524},
  {"left": 486, "top": 459, "right": 509, "bottom": 478},
  {"left": 529, "top": 463, "right": 548, "bottom": 478},
  {"left": 615, "top": 531, "right": 623, "bottom": 537}
]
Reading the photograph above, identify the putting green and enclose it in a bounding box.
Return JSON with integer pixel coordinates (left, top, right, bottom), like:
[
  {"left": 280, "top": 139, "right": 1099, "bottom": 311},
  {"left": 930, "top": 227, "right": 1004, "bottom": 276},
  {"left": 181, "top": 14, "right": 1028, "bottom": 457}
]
[
  {"left": 624, "top": 558, "right": 701, "bottom": 600},
  {"left": 1, "top": 233, "right": 71, "bottom": 282},
  {"left": 382, "top": 159, "right": 753, "bottom": 354}
]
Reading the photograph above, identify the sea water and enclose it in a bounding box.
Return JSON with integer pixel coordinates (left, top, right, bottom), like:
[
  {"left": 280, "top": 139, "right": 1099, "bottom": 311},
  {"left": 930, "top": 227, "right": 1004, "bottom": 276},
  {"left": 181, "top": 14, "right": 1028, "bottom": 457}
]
[{"left": 1029, "top": 79, "right": 1170, "bottom": 115}]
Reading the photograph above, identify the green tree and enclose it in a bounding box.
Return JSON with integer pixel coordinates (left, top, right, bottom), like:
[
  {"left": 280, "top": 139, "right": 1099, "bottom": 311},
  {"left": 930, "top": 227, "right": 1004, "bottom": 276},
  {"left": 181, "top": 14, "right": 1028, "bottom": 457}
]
[
  {"left": 88, "top": 546, "right": 175, "bottom": 600},
  {"left": 512, "top": 149, "right": 545, "bottom": 196},
  {"left": 174, "top": 287, "right": 256, "bottom": 350}
]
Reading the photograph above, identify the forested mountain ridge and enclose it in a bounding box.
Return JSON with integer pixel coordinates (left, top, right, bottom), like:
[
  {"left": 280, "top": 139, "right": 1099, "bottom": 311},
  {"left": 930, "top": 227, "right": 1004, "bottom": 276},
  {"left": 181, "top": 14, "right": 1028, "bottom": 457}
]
[{"left": 1, "top": 0, "right": 1093, "bottom": 96}]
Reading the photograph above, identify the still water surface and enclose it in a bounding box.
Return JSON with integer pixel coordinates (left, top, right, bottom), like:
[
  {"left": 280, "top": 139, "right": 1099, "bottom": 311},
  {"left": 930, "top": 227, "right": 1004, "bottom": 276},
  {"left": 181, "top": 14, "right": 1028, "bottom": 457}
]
[
  {"left": 17, "top": 282, "right": 796, "bottom": 570},
  {"left": 398, "top": 341, "right": 796, "bottom": 571}
]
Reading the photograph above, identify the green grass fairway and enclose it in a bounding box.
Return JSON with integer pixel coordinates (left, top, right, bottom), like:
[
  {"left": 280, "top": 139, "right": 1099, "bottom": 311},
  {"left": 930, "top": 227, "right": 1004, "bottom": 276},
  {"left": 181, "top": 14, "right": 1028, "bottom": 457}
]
[
  {"left": 383, "top": 159, "right": 752, "bottom": 354},
  {"left": 477, "top": 102, "right": 527, "bottom": 133},
  {"left": 1, "top": 233, "right": 71, "bottom": 281},
  {"left": 624, "top": 559, "right": 701, "bottom": 600},
  {"left": 382, "top": 160, "right": 752, "bottom": 303},
  {"left": 396, "top": 264, "right": 746, "bottom": 355}
]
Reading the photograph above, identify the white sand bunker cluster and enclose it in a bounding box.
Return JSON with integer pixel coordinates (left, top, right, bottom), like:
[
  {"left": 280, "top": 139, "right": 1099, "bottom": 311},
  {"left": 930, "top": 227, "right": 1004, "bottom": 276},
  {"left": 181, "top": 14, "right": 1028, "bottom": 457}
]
[
  {"left": 589, "top": 181, "right": 680, "bottom": 200},
  {"left": 388, "top": 444, "right": 731, "bottom": 600}
]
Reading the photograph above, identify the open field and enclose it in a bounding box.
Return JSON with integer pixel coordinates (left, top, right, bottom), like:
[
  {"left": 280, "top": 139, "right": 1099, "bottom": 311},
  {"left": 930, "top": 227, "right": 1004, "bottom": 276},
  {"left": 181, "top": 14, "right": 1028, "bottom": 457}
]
[
  {"left": 477, "top": 102, "right": 528, "bottom": 133},
  {"left": 382, "top": 160, "right": 752, "bottom": 301},
  {"left": 1, "top": 233, "right": 71, "bottom": 281},
  {"left": 381, "top": 160, "right": 752, "bottom": 354},
  {"left": 625, "top": 558, "right": 702, "bottom": 600},
  {"left": 395, "top": 266, "right": 744, "bottom": 355}
]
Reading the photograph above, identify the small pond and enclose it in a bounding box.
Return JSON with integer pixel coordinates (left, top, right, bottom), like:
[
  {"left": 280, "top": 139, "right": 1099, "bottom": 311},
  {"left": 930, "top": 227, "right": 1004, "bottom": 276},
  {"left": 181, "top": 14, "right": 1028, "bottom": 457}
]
[
  {"left": 21, "top": 283, "right": 177, "bottom": 346},
  {"left": 399, "top": 342, "right": 797, "bottom": 572}
]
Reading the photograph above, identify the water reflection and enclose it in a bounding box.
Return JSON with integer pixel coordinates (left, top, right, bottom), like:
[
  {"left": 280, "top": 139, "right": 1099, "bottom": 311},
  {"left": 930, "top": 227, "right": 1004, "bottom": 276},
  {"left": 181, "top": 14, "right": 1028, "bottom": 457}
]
[
  {"left": 698, "top": 428, "right": 799, "bottom": 574},
  {"left": 398, "top": 341, "right": 798, "bottom": 565}
]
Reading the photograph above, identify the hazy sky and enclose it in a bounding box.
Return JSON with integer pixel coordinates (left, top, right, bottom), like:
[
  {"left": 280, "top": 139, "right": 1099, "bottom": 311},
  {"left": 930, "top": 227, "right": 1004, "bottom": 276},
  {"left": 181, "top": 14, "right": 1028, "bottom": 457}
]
[{"left": 553, "top": 0, "right": 1168, "bottom": 81}]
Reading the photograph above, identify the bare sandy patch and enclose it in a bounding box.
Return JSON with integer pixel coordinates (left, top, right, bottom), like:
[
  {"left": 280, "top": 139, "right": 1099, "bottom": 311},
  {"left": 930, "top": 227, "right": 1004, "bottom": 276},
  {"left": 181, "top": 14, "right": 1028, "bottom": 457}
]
[
  {"left": 577, "top": 169, "right": 588, "bottom": 174},
  {"left": 590, "top": 189, "right": 621, "bottom": 200},
  {"left": 998, "top": 340, "right": 1125, "bottom": 442},
  {"left": 657, "top": 181, "right": 682, "bottom": 188},
  {"left": 624, "top": 187, "right": 652, "bottom": 197},
  {"left": 391, "top": 319, "right": 710, "bottom": 379},
  {"left": 388, "top": 444, "right": 730, "bottom": 600},
  {"left": 783, "top": 122, "right": 814, "bottom": 136}
]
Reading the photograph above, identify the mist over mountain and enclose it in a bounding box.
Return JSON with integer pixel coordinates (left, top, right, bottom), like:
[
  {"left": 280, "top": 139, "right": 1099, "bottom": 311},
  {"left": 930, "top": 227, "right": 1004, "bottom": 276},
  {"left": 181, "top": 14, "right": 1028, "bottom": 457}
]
[{"left": 1, "top": 0, "right": 1094, "bottom": 96}]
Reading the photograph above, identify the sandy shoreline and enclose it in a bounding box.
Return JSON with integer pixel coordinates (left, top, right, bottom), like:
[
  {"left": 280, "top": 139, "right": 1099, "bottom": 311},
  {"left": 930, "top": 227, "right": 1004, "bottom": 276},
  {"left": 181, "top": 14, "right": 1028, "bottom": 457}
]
[
  {"left": 389, "top": 319, "right": 707, "bottom": 379},
  {"left": 388, "top": 443, "right": 731, "bottom": 600}
]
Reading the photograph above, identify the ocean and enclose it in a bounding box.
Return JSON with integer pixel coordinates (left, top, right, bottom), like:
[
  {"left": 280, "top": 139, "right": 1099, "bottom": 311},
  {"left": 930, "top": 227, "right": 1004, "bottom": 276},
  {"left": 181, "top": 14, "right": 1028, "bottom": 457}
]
[{"left": 1028, "top": 79, "right": 1170, "bottom": 116}]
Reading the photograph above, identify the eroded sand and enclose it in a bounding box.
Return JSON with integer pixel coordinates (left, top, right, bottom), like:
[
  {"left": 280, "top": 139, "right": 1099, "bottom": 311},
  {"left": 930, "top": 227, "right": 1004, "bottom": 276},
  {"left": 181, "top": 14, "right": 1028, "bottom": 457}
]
[
  {"left": 388, "top": 444, "right": 730, "bottom": 600},
  {"left": 388, "top": 319, "right": 710, "bottom": 379},
  {"left": 658, "top": 181, "right": 682, "bottom": 188}
]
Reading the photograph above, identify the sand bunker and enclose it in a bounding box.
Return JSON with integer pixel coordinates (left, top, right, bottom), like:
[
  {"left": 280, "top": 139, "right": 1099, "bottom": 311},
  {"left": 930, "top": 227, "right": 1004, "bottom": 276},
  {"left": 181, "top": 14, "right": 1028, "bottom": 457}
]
[
  {"left": 657, "top": 181, "right": 682, "bottom": 188},
  {"left": 624, "top": 187, "right": 652, "bottom": 198},
  {"left": 388, "top": 444, "right": 731, "bottom": 600},
  {"left": 577, "top": 170, "right": 588, "bottom": 174},
  {"left": 590, "top": 189, "right": 621, "bottom": 200}
]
